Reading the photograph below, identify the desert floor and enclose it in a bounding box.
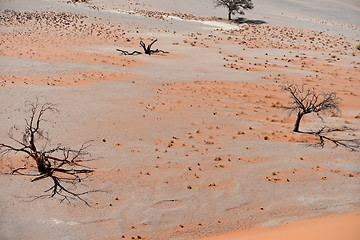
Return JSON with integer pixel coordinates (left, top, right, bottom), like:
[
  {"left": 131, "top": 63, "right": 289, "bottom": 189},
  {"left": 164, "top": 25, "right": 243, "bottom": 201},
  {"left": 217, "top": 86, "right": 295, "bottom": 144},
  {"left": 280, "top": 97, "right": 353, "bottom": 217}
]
[{"left": 0, "top": 0, "right": 359, "bottom": 239}]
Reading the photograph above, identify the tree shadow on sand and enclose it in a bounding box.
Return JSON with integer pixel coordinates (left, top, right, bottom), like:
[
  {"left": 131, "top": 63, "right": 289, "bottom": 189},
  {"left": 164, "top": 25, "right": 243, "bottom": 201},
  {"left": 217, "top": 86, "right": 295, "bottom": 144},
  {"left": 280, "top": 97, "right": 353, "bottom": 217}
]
[
  {"left": 234, "top": 17, "right": 267, "bottom": 25},
  {"left": 299, "top": 126, "right": 360, "bottom": 151}
]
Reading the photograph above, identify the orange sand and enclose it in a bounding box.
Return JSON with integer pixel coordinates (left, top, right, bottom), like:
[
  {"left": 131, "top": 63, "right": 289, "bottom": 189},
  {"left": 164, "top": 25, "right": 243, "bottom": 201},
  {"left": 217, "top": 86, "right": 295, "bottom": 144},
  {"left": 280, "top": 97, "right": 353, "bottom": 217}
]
[{"left": 199, "top": 212, "right": 360, "bottom": 240}]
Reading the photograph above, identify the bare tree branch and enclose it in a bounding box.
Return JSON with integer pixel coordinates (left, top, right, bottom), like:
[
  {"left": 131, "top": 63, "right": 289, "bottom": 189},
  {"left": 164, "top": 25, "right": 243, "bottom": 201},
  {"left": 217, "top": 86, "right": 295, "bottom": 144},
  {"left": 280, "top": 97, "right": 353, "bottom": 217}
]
[
  {"left": 0, "top": 99, "right": 97, "bottom": 205},
  {"left": 282, "top": 84, "right": 341, "bottom": 132},
  {"left": 117, "top": 39, "right": 169, "bottom": 56},
  {"left": 115, "top": 49, "right": 142, "bottom": 55}
]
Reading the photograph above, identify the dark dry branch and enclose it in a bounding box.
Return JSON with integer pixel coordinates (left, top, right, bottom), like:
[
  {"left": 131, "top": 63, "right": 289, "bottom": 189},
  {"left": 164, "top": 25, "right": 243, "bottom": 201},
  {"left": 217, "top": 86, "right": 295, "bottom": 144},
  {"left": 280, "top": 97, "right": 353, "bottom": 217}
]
[
  {"left": 115, "top": 49, "right": 142, "bottom": 55},
  {"left": 117, "top": 39, "right": 169, "bottom": 56},
  {"left": 282, "top": 84, "right": 341, "bottom": 132},
  {"left": 0, "top": 99, "right": 96, "bottom": 205},
  {"left": 71, "top": 0, "right": 90, "bottom": 3}
]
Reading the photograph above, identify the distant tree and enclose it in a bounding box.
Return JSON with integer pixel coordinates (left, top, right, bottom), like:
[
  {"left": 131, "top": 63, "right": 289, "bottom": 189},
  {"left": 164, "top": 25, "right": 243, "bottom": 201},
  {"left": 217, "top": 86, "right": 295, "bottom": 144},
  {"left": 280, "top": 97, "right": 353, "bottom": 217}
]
[
  {"left": 282, "top": 84, "right": 341, "bottom": 132},
  {"left": 214, "top": 0, "right": 254, "bottom": 20}
]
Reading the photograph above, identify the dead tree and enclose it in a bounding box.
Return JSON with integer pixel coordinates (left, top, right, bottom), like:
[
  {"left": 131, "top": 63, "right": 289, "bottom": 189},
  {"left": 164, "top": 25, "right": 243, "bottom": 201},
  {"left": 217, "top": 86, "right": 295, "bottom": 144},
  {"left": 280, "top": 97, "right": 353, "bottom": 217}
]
[
  {"left": 116, "top": 39, "right": 169, "bottom": 56},
  {"left": 0, "top": 99, "right": 96, "bottom": 205},
  {"left": 282, "top": 84, "right": 341, "bottom": 132}
]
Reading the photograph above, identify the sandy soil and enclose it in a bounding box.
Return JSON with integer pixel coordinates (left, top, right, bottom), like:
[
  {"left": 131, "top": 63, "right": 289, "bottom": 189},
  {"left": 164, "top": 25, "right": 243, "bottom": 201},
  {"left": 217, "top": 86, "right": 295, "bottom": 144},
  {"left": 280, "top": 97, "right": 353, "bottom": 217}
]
[
  {"left": 198, "top": 211, "right": 360, "bottom": 240},
  {"left": 0, "top": 0, "right": 359, "bottom": 239}
]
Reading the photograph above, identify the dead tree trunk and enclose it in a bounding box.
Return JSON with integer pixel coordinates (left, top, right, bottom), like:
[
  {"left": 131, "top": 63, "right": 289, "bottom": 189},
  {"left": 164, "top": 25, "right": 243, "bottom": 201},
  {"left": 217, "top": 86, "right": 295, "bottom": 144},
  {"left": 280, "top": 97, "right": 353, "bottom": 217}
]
[
  {"left": 140, "top": 39, "right": 156, "bottom": 55},
  {"left": 293, "top": 113, "right": 303, "bottom": 132}
]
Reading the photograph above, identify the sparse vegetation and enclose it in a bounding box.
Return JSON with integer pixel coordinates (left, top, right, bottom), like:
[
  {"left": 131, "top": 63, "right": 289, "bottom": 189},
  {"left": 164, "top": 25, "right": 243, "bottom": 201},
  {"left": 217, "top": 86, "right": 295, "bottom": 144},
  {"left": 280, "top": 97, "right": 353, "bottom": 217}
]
[
  {"left": 0, "top": 99, "right": 96, "bottom": 205},
  {"left": 356, "top": 44, "right": 360, "bottom": 50},
  {"left": 282, "top": 84, "right": 359, "bottom": 150},
  {"left": 282, "top": 84, "right": 341, "bottom": 132},
  {"left": 214, "top": 0, "right": 254, "bottom": 20}
]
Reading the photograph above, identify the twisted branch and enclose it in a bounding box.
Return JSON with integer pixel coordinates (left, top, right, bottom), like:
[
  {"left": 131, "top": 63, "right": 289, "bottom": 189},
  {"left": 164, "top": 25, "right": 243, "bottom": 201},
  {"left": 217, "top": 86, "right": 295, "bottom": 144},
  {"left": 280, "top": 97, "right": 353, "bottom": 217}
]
[{"left": 117, "top": 39, "right": 169, "bottom": 56}]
